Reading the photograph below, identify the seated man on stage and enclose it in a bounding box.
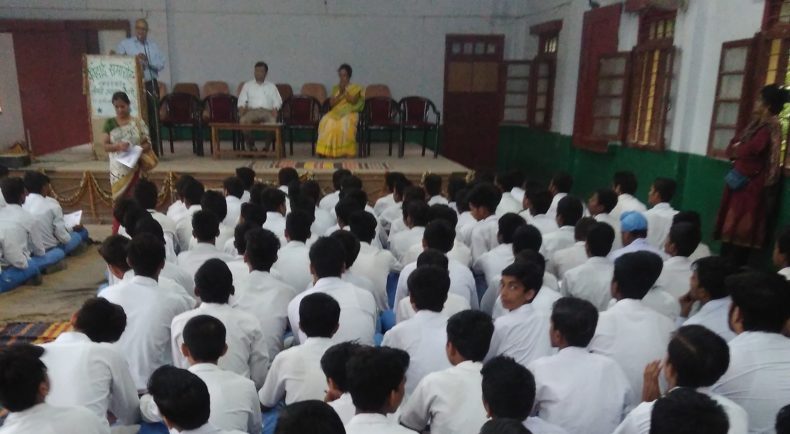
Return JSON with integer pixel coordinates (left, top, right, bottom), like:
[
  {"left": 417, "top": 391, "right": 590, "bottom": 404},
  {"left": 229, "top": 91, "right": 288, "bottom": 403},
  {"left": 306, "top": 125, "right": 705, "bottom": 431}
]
[{"left": 237, "top": 61, "right": 282, "bottom": 151}]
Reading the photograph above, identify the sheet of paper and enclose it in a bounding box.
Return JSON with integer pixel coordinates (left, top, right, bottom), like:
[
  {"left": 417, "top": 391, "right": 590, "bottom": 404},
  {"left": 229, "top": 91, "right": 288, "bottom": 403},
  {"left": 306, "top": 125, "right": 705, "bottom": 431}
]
[
  {"left": 63, "top": 210, "right": 82, "bottom": 229},
  {"left": 115, "top": 145, "right": 143, "bottom": 168}
]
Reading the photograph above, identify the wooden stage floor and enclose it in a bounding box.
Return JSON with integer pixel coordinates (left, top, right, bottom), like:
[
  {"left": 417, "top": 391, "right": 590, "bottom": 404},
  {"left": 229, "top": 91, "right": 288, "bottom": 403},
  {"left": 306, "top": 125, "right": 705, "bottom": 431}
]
[{"left": 23, "top": 140, "right": 472, "bottom": 224}]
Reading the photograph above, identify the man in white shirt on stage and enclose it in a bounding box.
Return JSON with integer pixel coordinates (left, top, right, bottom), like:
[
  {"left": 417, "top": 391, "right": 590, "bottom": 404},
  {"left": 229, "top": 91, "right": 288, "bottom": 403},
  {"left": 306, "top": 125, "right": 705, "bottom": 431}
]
[{"left": 238, "top": 61, "right": 282, "bottom": 151}]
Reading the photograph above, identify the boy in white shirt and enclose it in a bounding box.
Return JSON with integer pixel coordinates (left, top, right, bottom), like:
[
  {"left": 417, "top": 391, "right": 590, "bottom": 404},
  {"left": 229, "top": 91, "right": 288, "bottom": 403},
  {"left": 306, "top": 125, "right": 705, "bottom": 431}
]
[
  {"left": 528, "top": 297, "right": 632, "bottom": 434},
  {"left": 222, "top": 176, "right": 244, "bottom": 228},
  {"left": 495, "top": 170, "right": 525, "bottom": 216},
  {"left": 132, "top": 178, "right": 177, "bottom": 252},
  {"left": 542, "top": 196, "right": 583, "bottom": 259},
  {"left": 330, "top": 229, "right": 382, "bottom": 310},
  {"left": 773, "top": 226, "right": 790, "bottom": 280},
  {"left": 548, "top": 216, "right": 596, "bottom": 278},
  {"left": 486, "top": 262, "right": 552, "bottom": 367},
  {"left": 177, "top": 210, "right": 236, "bottom": 280},
  {"left": 588, "top": 188, "right": 622, "bottom": 249},
  {"left": 349, "top": 210, "right": 401, "bottom": 308},
  {"left": 389, "top": 200, "right": 429, "bottom": 263},
  {"left": 174, "top": 180, "right": 205, "bottom": 251},
  {"left": 654, "top": 222, "right": 700, "bottom": 299},
  {"left": 272, "top": 209, "right": 314, "bottom": 292},
  {"left": 403, "top": 205, "right": 473, "bottom": 267},
  {"left": 520, "top": 189, "right": 559, "bottom": 236},
  {"left": 319, "top": 169, "right": 352, "bottom": 212},
  {"left": 383, "top": 265, "right": 452, "bottom": 395},
  {"left": 23, "top": 171, "right": 88, "bottom": 255},
  {"left": 322, "top": 342, "right": 364, "bottom": 425},
  {"left": 648, "top": 389, "right": 730, "bottom": 434},
  {"left": 260, "top": 188, "right": 288, "bottom": 244},
  {"left": 379, "top": 179, "right": 416, "bottom": 236},
  {"left": 0, "top": 344, "right": 110, "bottom": 434},
  {"left": 201, "top": 190, "right": 235, "bottom": 250},
  {"left": 345, "top": 347, "right": 415, "bottom": 434},
  {"left": 132, "top": 217, "right": 195, "bottom": 297},
  {"left": 166, "top": 174, "right": 197, "bottom": 223},
  {"left": 678, "top": 256, "right": 738, "bottom": 341},
  {"left": 611, "top": 171, "right": 647, "bottom": 220},
  {"left": 546, "top": 172, "right": 572, "bottom": 220},
  {"left": 396, "top": 250, "right": 471, "bottom": 322},
  {"left": 374, "top": 172, "right": 407, "bottom": 216},
  {"left": 467, "top": 182, "right": 502, "bottom": 261},
  {"left": 561, "top": 222, "right": 615, "bottom": 311},
  {"left": 424, "top": 173, "right": 449, "bottom": 206},
  {"left": 300, "top": 180, "right": 337, "bottom": 236},
  {"left": 235, "top": 167, "right": 255, "bottom": 203},
  {"left": 608, "top": 211, "right": 668, "bottom": 262},
  {"left": 399, "top": 310, "right": 495, "bottom": 434},
  {"left": 141, "top": 315, "right": 261, "bottom": 433},
  {"left": 644, "top": 178, "right": 678, "bottom": 248},
  {"left": 473, "top": 213, "right": 527, "bottom": 284},
  {"left": 260, "top": 293, "right": 340, "bottom": 407},
  {"left": 275, "top": 400, "right": 346, "bottom": 434},
  {"left": 673, "top": 211, "right": 712, "bottom": 262}
]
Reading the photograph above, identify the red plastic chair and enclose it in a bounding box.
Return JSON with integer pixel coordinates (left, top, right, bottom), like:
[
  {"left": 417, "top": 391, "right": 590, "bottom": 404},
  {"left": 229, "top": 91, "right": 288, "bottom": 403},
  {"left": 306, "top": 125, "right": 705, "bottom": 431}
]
[
  {"left": 159, "top": 92, "right": 203, "bottom": 155},
  {"left": 399, "top": 96, "right": 441, "bottom": 158},
  {"left": 362, "top": 97, "right": 400, "bottom": 157},
  {"left": 280, "top": 95, "right": 322, "bottom": 155},
  {"left": 203, "top": 94, "right": 239, "bottom": 151}
]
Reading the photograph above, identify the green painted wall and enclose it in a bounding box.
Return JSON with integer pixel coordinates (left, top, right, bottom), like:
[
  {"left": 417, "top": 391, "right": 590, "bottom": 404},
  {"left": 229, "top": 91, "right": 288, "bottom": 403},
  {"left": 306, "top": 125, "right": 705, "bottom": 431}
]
[{"left": 497, "top": 125, "right": 789, "bottom": 269}]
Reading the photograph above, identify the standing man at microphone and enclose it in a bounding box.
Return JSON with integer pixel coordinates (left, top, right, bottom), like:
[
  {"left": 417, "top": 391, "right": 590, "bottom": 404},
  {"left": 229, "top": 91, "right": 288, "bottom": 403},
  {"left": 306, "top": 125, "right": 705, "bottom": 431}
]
[{"left": 115, "top": 18, "right": 166, "bottom": 154}]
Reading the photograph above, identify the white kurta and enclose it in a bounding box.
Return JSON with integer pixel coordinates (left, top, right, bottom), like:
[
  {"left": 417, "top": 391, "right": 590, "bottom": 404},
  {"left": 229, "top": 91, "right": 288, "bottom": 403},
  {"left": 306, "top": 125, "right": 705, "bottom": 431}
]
[
  {"left": 258, "top": 337, "right": 336, "bottom": 406},
  {"left": 486, "top": 303, "right": 553, "bottom": 367},
  {"left": 272, "top": 240, "right": 312, "bottom": 292},
  {"left": 0, "top": 403, "right": 110, "bottom": 434},
  {"left": 560, "top": 256, "right": 614, "bottom": 311},
  {"left": 395, "top": 259, "right": 478, "bottom": 310},
  {"left": 681, "top": 297, "right": 737, "bottom": 342}
]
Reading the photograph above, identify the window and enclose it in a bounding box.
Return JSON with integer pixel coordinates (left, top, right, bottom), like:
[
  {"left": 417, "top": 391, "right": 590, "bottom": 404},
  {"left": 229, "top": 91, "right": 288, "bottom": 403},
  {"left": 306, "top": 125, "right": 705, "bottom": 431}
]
[
  {"left": 707, "top": 40, "right": 753, "bottom": 158},
  {"left": 502, "top": 61, "right": 531, "bottom": 124},
  {"left": 590, "top": 54, "right": 630, "bottom": 142},
  {"left": 527, "top": 20, "right": 562, "bottom": 130},
  {"left": 763, "top": 0, "right": 790, "bottom": 29}
]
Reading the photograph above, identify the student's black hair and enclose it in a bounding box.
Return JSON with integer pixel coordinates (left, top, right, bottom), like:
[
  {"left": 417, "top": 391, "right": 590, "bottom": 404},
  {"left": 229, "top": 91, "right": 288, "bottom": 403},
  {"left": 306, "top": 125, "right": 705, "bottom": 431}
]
[
  {"left": 424, "top": 173, "right": 443, "bottom": 197},
  {"left": 183, "top": 315, "right": 226, "bottom": 362},
  {"left": 0, "top": 344, "right": 47, "bottom": 412},
  {"left": 649, "top": 388, "right": 729, "bottom": 434},
  {"left": 75, "top": 297, "right": 127, "bottom": 343},
  {"left": 223, "top": 176, "right": 245, "bottom": 199},
  {"left": 428, "top": 204, "right": 459, "bottom": 228},
  {"left": 402, "top": 185, "right": 427, "bottom": 205},
  {"left": 195, "top": 258, "right": 234, "bottom": 304},
  {"left": 727, "top": 271, "right": 790, "bottom": 332},
  {"left": 672, "top": 210, "right": 702, "bottom": 229},
  {"left": 300, "top": 180, "right": 322, "bottom": 204},
  {"left": 692, "top": 256, "right": 736, "bottom": 300},
  {"left": 0, "top": 165, "right": 10, "bottom": 179},
  {"left": 551, "top": 297, "right": 598, "bottom": 347},
  {"left": 394, "top": 177, "right": 414, "bottom": 199},
  {"left": 777, "top": 404, "right": 790, "bottom": 434},
  {"left": 474, "top": 170, "right": 497, "bottom": 184},
  {"left": 479, "top": 419, "right": 532, "bottom": 434},
  {"left": 501, "top": 262, "right": 543, "bottom": 293},
  {"left": 235, "top": 167, "right": 255, "bottom": 190},
  {"left": 761, "top": 83, "right": 790, "bottom": 115},
  {"left": 290, "top": 195, "right": 317, "bottom": 223},
  {"left": 595, "top": 188, "right": 618, "bottom": 213},
  {"left": 409, "top": 265, "right": 451, "bottom": 312},
  {"left": 514, "top": 249, "right": 548, "bottom": 275},
  {"left": 112, "top": 197, "right": 138, "bottom": 224},
  {"left": 481, "top": 355, "right": 535, "bottom": 420},
  {"left": 244, "top": 228, "right": 280, "bottom": 271},
  {"left": 467, "top": 182, "right": 502, "bottom": 213},
  {"left": 652, "top": 177, "right": 677, "bottom": 203},
  {"left": 331, "top": 169, "right": 352, "bottom": 191},
  {"left": 0, "top": 177, "right": 25, "bottom": 205},
  {"left": 240, "top": 202, "right": 267, "bottom": 226},
  {"left": 496, "top": 170, "right": 525, "bottom": 192},
  {"left": 309, "top": 237, "right": 346, "bottom": 278},
  {"left": 148, "top": 366, "right": 211, "bottom": 430},
  {"left": 613, "top": 171, "right": 638, "bottom": 195},
  {"left": 191, "top": 210, "right": 220, "bottom": 242},
  {"left": 22, "top": 171, "right": 47, "bottom": 195},
  {"left": 668, "top": 222, "right": 701, "bottom": 257},
  {"left": 321, "top": 342, "right": 363, "bottom": 393},
  {"left": 338, "top": 63, "right": 353, "bottom": 78},
  {"left": 498, "top": 213, "right": 527, "bottom": 244},
  {"left": 132, "top": 178, "right": 159, "bottom": 209},
  {"left": 340, "top": 174, "right": 363, "bottom": 192},
  {"left": 348, "top": 210, "right": 377, "bottom": 243},
  {"left": 99, "top": 234, "right": 131, "bottom": 271},
  {"left": 423, "top": 219, "right": 455, "bottom": 253},
  {"left": 527, "top": 189, "right": 553, "bottom": 215},
  {"left": 233, "top": 220, "right": 259, "bottom": 255},
  {"left": 182, "top": 180, "right": 205, "bottom": 206},
  {"left": 586, "top": 222, "right": 615, "bottom": 257},
  {"left": 385, "top": 172, "right": 406, "bottom": 192},
  {"left": 455, "top": 188, "right": 471, "bottom": 212},
  {"left": 299, "top": 292, "right": 341, "bottom": 338},
  {"left": 668, "top": 325, "right": 730, "bottom": 388},
  {"left": 175, "top": 174, "right": 197, "bottom": 198},
  {"left": 446, "top": 310, "right": 494, "bottom": 362},
  {"left": 778, "top": 226, "right": 790, "bottom": 258},
  {"left": 259, "top": 188, "right": 287, "bottom": 213},
  {"left": 406, "top": 200, "right": 431, "bottom": 227},
  {"left": 417, "top": 248, "right": 449, "bottom": 270},
  {"left": 447, "top": 175, "right": 467, "bottom": 203},
  {"left": 201, "top": 190, "right": 228, "bottom": 222},
  {"left": 340, "top": 188, "right": 368, "bottom": 209},
  {"left": 550, "top": 171, "right": 573, "bottom": 193},
  {"left": 122, "top": 205, "right": 150, "bottom": 238},
  {"left": 335, "top": 197, "right": 363, "bottom": 227},
  {"left": 574, "top": 217, "right": 597, "bottom": 242},
  {"left": 330, "top": 230, "right": 361, "bottom": 268},
  {"left": 274, "top": 400, "right": 346, "bottom": 434},
  {"left": 134, "top": 216, "right": 166, "bottom": 244},
  {"left": 127, "top": 233, "right": 165, "bottom": 277},
  {"left": 285, "top": 209, "right": 312, "bottom": 242},
  {"left": 512, "top": 225, "right": 543, "bottom": 254},
  {"left": 557, "top": 195, "right": 583, "bottom": 227},
  {"left": 278, "top": 167, "right": 299, "bottom": 187},
  {"left": 613, "top": 251, "right": 664, "bottom": 299},
  {"left": 346, "top": 347, "right": 409, "bottom": 412}
]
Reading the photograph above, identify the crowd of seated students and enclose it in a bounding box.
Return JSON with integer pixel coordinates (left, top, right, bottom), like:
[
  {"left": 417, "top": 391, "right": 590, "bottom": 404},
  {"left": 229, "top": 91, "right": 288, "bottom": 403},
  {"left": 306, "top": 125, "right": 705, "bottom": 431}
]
[{"left": 2, "top": 166, "right": 790, "bottom": 434}]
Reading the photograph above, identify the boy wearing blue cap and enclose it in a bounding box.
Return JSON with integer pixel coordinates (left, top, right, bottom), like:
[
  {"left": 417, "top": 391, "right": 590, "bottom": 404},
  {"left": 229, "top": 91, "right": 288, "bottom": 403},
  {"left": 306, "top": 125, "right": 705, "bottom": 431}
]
[{"left": 607, "top": 211, "right": 668, "bottom": 262}]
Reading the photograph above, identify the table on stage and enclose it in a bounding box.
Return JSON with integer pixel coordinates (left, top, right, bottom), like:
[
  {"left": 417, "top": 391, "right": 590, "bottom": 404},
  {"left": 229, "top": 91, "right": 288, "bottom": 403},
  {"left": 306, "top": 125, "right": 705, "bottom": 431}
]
[{"left": 209, "top": 122, "right": 285, "bottom": 159}]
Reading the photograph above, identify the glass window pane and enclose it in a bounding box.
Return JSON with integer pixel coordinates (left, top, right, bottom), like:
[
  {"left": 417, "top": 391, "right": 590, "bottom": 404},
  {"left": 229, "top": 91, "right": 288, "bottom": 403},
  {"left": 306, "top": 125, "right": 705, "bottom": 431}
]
[
  {"left": 534, "top": 110, "right": 546, "bottom": 125},
  {"left": 475, "top": 42, "right": 485, "bottom": 55},
  {"left": 505, "top": 93, "right": 528, "bottom": 106},
  {"left": 715, "top": 102, "right": 740, "bottom": 126},
  {"left": 508, "top": 64, "right": 530, "bottom": 77},
  {"left": 722, "top": 46, "right": 748, "bottom": 72},
  {"left": 506, "top": 79, "right": 530, "bottom": 92},
  {"left": 487, "top": 43, "right": 496, "bottom": 54},
  {"left": 537, "top": 78, "right": 548, "bottom": 93},
  {"left": 712, "top": 128, "right": 736, "bottom": 151},
  {"left": 504, "top": 108, "right": 527, "bottom": 122},
  {"left": 718, "top": 74, "right": 744, "bottom": 100},
  {"left": 464, "top": 42, "right": 473, "bottom": 54},
  {"left": 598, "top": 78, "right": 624, "bottom": 96},
  {"left": 600, "top": 57, "right": 627, "bottom": 75},
  {"left": 593, "top": 118, "right": 620, "bottom": 137},
  {"left": 452, "top": 43, "right": 461, "bottom": 54},
  {"left": 538, "top": 63, "right": 550, "bottom": 76},
  {"left": 781, "top": 1, "right": 790, "bottom": 22},
  {"left": 594, "top": 98, "right": 622, "bottom": 117},
  {"left": 536, "top": 95, "right": 547, "bottom": 110}
]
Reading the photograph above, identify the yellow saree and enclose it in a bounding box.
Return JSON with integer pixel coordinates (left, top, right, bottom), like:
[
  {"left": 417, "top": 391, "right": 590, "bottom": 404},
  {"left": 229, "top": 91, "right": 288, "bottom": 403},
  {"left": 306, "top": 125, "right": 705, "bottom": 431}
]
[{"left": 316, "top": 84, "right": 364, "bottom": 158}]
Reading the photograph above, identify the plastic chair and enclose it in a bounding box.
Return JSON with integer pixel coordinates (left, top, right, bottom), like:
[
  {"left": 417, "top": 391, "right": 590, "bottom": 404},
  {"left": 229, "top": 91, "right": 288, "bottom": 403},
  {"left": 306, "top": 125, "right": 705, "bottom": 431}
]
[
  {"left": 172, "top": 82, "right": 200, "bottom": 99},
  {"left": 399, "top": 96, "right": 441, "bottom": 158},
  {"left": 300, "top": 83, "right": 328, "bottom": 104},
  {"left": 365, "top": 84, "right": 392, "bottom": 99},
  {"left": 202, "top": 81, "right": 230, "bottom": 97},
  {"left": 361, "top": 97, "right": 400, "bottom": 157},
  {"left": 203, "top": 93, "right": 239, "bottom": 151},
  {"left": 280, "top": 95, "right": 322, "bottom": 155},
  {"left": 159, "top": 92, "right": 203, "bottom": 155}
]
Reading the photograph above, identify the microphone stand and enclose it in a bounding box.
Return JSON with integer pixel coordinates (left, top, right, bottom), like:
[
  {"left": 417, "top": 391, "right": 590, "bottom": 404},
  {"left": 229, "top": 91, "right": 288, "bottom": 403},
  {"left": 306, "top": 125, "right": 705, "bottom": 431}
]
[{"left": 141, "top": 38, "right": 162, "bottom": 156}]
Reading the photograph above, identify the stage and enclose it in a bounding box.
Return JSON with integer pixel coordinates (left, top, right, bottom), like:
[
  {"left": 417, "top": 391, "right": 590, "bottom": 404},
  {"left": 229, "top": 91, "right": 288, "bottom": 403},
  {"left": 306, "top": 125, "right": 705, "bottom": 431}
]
[{"left": 19, "top": 140, "right": 473, "bottom": 224}]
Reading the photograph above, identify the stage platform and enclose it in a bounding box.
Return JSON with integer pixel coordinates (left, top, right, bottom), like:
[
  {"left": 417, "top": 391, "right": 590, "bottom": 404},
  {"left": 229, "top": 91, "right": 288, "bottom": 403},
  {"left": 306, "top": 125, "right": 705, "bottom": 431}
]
[{"left": 20, "top": 140, "right": 472, "bottom": 224}]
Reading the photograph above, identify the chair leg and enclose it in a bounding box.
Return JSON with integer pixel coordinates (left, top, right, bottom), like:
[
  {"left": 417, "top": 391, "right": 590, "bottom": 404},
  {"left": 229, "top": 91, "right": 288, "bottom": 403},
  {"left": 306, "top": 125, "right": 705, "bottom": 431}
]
[
  {"left": 433, "top": 127, "right": 439, "bottom": 158},
  {"left": 388, "top": 130, "right": 393, "bottom": 156},
  {"left": 421, "top": 129, "right": 427, "bottom": 157},
  {"left": 289, "top": 130, "right": 294, "bottom": 156},
  {"left": 168, "top": 127, "right": 174, "bottom": 153},
  {"left": 312, "top": 130, "right": 317, "bottom": 156},
  {"left": 399, "top": 128, "right": 405, "bottom": 158}
]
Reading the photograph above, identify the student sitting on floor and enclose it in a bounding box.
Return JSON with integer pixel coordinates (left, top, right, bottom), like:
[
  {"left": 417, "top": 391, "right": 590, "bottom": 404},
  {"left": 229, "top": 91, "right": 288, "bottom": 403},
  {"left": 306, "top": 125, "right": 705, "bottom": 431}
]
[
  {"left": 0, "top": 224, "right": 41, "bottom": 294},
  {"left": 678, "top": 256, "right": 738, "bottom": 341},
  {"left": 345, "top": 346, "right": 415, "bottom": 434},
  {"left": 132, "top": 217, "right": 195, "bottom": 297},
  {"left": 260, "top": 188, "right": 288, "bottom": 244},
  {"left": 607, "top": 211, "right": 668, "bottom": 262},
  {"left": 389, "top": 200, "right": 430, "bottom": 263},
  {"left": 131, "top": 178, "right": 177, "bottom": 253},
  {"left": 560, "top": 222, "right": 616, "bottom": 311},
  {"left": 177, "top": 210, "right": 236, "bottom": 280},
  {"left": 774, "top": 226, "right": 790, "bottom": 280},
  {"left": 479, "top": 419, "right": 533, "bottom": 434},
  {"left": 425, "top": 173, "right": 448, "bottom": 206},
  {"left": 379, "top": 178, "right": 416, "bottom": 236},
  {"left": 260, "top": 293, "right": 340, "bottom": 407},
  {"left": 123, "top": 204, "right": 177, "bottom": 263},
  {"left": 402, "top": 204, "right": 472, "bottom": 267},
  {"left": 672, "top": 211, "right": 712, "bottom": 262},
  {"left": 649, "top": 389, "right": 729, "bottom": 434},
  {"left": 300, "top": 180, "right": 336, "bottom": 236},
  {"left": 495, "top": 170, "right": 525, "bottom": 216},
  {"left": 473, "top": 213, "right": 527, "bottom": 285},
  {"left": 611, "top": 171, "right": 647, "bottom": 220},
  {"left": 348, "top": 210, "right": 401, "bottom": 309},
  {"left": 40, "top": 297, "right": 139, "bottom": 426},
  {"left": 644, "top": 177, "right": 679, "bottom": 249},
  {"left": 520, "top": 189, "right": 559, "bottom": 237},
  {"left": 319, "top": 169, "right": 352, "bottom": 212},
  {"left": 654, "top": 222, "right": 700, "bottom": 300},
  {"left": 200, "top": 190, "right": 234, "bottom": 251},
  {"left": 399, "top": 310, "right": 495, "bottom": 434},
  {"left": 222, "top": 176, "right": 245, "bottom": 228},
  {"left": 272, "top": 209, "right": 314, "bottom": 292},
  {"left": 467, "top": 183, "right": 502, "bottom": 261},
  {"left": 174, "top": 179, "right": 205, "bottom": 251},
  {"left": 546, "top": 172, "right": 573, "bottom": 221},
  {"left": 167, "top": 174, "right": 197, "bottom": 223},
  {"left": 322, "top": 342, "right": 364, "bottom": 424},
  {"left": 396, "top": 249, "right": 471, "bottom": 323},
  {"left": 547, "top": 216, "right": 595, "bottom": 278},
  {"left": 274, "top": 400, "right": 346, "bottom": 434},
  {"left": 486, "top": 250, "right": 562, "bottom": 319},
  {"left": 0, "top": 344, "right": 110, "bottom": 434},
  {"left": 542, "top": 196, "right": 583, "bottom": 260},
  {"left": 528, "top": 297, "right": 632, "bottom": 434},
  {"left": 588, "top": 188, "right": 622, "bottom": 249},
  {"left": 387, "top": 186, "right": 427, "bottom": 241},
  {"left": 374, "top": 172, "right": 406, "bottom": 215},
  {"left": 329, "top": 230, "right": 378, "bottom": 303},
  {"left": 23, "top": 171, "right": 89, "bottom": 256}
]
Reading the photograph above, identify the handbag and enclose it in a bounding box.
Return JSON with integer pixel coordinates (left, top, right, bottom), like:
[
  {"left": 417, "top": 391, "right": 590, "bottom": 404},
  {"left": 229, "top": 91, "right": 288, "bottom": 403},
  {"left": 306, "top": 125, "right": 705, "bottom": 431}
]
[
  {"left": 139, "top": 147, "right": 159, "bottom": 172},
  {"left": 724, "top": 168, "right": 749, "bottom": 191}
]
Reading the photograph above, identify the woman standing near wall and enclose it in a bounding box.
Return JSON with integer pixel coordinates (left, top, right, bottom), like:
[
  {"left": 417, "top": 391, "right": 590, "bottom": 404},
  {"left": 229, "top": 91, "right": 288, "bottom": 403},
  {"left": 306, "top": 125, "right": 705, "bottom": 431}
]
[{"left": 714, "top": 84, "right": 787, "bottom": 265}]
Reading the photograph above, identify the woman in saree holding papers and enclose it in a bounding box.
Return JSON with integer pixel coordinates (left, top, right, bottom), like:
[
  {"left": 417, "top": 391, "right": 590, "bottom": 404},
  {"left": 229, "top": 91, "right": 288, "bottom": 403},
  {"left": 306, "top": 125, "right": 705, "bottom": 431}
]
[
  {"left": 102, "top": 91, "right": 156, "bottom": 233},
  {"left": 316, "top": 64, "right": 365, "bottom": 158}
]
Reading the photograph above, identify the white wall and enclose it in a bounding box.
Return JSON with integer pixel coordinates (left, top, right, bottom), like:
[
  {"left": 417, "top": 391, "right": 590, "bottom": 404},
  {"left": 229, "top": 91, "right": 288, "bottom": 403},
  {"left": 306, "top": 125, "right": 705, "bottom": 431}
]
[{"left": 0, "top": 33, "right": 25, "bottom": 147}]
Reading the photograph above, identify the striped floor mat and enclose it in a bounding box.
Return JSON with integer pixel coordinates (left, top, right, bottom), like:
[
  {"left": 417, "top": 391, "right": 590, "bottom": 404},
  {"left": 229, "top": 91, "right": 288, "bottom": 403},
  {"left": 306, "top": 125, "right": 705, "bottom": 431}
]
[
  {"left": 259, "top": 160, "right": 391, "bottom": 171},
  {"left": 0, "top": 322, "right": 72, "bottom": 347}
]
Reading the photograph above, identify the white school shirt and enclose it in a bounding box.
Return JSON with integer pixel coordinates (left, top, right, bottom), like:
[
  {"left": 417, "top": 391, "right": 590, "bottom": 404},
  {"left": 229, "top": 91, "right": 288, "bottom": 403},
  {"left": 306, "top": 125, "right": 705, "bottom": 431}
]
[
  {"left": 389, "top": 226, "right": 425, "bottom": 263},
  {"left": 382, "top": 310, "right": 451, "bottom": 395},
  {"left": 40, "top": 332, "right": 139, "bottom": 425},
  {"left": 0, "top": 403, "right": 110, "bottom": 434},
  {"left": 116, "top": 270, "right": 195, "bottom": 309},
  {"left": 175, "top": 204, "right": 202, "bottom": 251},
  {"left": 263, "top": 212, "right": 287, "bottom": 243},
  {"left": 98, "top": 276, "right": 193, "bottom": 392},
  {"left": 525, "top": 417, "right": 570, "bottom": 434},
  {"left": 0, "top": 204, "right": 44, "bottom": 259},
  {"left": 161, "top": 260, "right": 196, "bottom": 298},
  {"left": 428, "top": 195, "right": 449, "bottom": 206},
  {"left": 167, "top": 199, "right": 189, "bottom": 223},
  {"left": 496, "top": 192, "right": 522, "bottom": 216},
  {"left": 395, "top": 259, "right": 478, "bottom": 310},
  {"left": 528, "top": 347, "right": 633, "bottom": 434},
  {"left": 456, "top": 211, "right": 477, "bottom": 242},
  {"left": 379, "top": 202, "right": 403, "bottom": 235},
  {"left": 147, "top": 209, "right": 180, "bottom": 261},
  {"left": 272, "top": 240, "right": 312, "bottom": 292},
  {"left": 350, "top": 241, "right": 400, "bottom": 311},
  {"left": 237, "top": 79, "right": 282, "bottom": 110},
  {"left": 0, "top": 225, "right": 29, "bottom": 269},
  {"left": 613, "top": 388, "right": 748, "bottom": 434},
  {"left": 472, "top": 243, "right": 514, "bottom": 285},
  {"left": 611, "top": 194, "right": 647, "bottom": 220},
  {"left": 163, "top": 422, "right": 245, "bottom": 434},
  {"left": 594, "top": 212, "right": 623, "bottom": 249},
  {"left": 712, "top": 331, "right": 790, "bottom": 434},
  {"left": 589, "top": 299, "right": 675, "bottom": 407},
  {"left": 548, "top": 241, "right": 587, "bottom": 278},
  {"left": 560, "top": 257, "right": 613, "bottom": 311},
  {"left": 177, "top": 242, "right": 236, "bottom": 281},
  {"left": 541, "top": 226, "right": 575, "bottom": 259},
  {"left": 521, "top": 212, "right": 560, "bottom": 236},
  {"left": 403, "top": 240, "right": 472, "bottom": 268},
  {"left": 224, "top": 195, "right": 242, "bottom": 227},
  {"left": 258, "top": 337, "right": 335, "bottom": 406},
  {"left": 191, "top": 222, "right": 235, "bottom": 253},
  {"left": 484, "top": 275, "right": 560, "bottom": 318},
  {"left": 396, "top": 293, "right": 471, "bottom": 323},
  {"left": 233, "top": 270, "right": 297, "bottom": 360},
  {"left": 607, "top": 238, "right": 669, "bottom": 262},
  {"left": 689, "top": 242, "right": 712, "bottom": 262},
  {"left": 643, "top": 202, "right": 678, "bottom": 249},
  {"left": 347, "top": 413, "right": 417, "bottom": 434},
  {"left": 287, "top": 277, "right": 377, "bottom": 345},
  {"left": 330, "top": 393, "right": 356, "bottom": 425},
  {"left": 318, "top": 190, "right": 340, "bottom": 212},
  {"left": 546, "top": 192, "right": 567, "bottom": 221},
  {"left": 226, "top": 259, "right": 251, "bottom": 290},
  {"left": 641, "top": 287, "right": 681, "bottom": 321},
  {"left": 470, "top": 215, "right": 500, "bottom": 262},
  {"left": 22, "top": 193, "right": 71, "bottom": 249},
  {"left": 779, "top": 267, "right": 790, "bottom": 280},
  {"left": 399, "top": 361, "right": 488, "bottom": 434},
  {"left": 312, "top": 206, "right": 336, "bottom": 237},
  {"left": 486, "top": 303, "right": 553, "bottom": 366},
  {"left": 654, "top": 256, "right": 692, "bottom": 299},
  {"left": 681, "top": 297, "right": 736, "bottom": 342},
  {"left": 171, "top": 303, "right": 270, "bottom": 389},
  {"left": 374, "top": 193, "right": 397, "bottom": 215}
]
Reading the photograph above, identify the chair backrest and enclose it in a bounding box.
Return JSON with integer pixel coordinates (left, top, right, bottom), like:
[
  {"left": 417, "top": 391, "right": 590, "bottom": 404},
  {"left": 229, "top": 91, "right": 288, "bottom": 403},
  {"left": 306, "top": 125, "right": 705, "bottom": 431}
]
[
  {"left": 300, "top": 83, "right": 328, "bottom": 103},
  {"left": 282, "top": 95, "right": 321, "bottom": 124},
  {"left": 276, "top": 83, "right": 293, "bottom": 102},
  {"left": 173, "top": 82, "right": 200, "bottom": 98},
  {"left": 160, "top": 92, "right": 200, "bottom": 123},
  {"left": 364, "top": 97, "right": 399, "bottom": 124},
  {"left": 365, "top": 84, "right": 391, "bottom": 99},
  {"left": 202, "top": 81, "right": 230, "bottom": 97},
  {"left": 400, "top": 96, "right": 437, "bottom": 123},
  {"left": 203, "top": 94, "right": 238, "bottom": 123}
]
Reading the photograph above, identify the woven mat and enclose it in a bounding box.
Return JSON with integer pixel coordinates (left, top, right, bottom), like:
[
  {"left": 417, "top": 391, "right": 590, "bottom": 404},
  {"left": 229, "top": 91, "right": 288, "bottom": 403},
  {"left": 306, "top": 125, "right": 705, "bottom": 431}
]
[
  {"left": 259, "top": 160, "right": 391, "bottom": 171},
  {"left": 0, "top": 322, "right": 72, "bottom": 347}
]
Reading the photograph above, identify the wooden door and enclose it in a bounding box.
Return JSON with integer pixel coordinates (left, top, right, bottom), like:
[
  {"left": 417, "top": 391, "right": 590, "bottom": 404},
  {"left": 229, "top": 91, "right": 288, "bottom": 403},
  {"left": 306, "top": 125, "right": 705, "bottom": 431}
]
[{"left": 443, "top": 35, "right": 505, "bottom": 169}]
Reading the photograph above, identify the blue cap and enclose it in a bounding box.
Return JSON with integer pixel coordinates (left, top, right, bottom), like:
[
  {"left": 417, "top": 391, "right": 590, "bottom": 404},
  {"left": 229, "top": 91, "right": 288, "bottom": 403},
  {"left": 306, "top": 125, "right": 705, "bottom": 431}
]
[{"left": 620, "top": 211, "right": 648, "bottom": 232}]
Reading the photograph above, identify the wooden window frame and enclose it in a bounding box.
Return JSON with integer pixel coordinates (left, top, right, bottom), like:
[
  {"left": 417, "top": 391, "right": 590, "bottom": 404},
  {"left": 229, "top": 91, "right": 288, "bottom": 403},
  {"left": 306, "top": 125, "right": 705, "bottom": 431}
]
[
  {"left": 527, "top": 20, "right": 562, "bottom": 131},
  {"left": 763, "top": 0, "right": 790, "bottom": 31},
  {"left": 589, "top": 53, "right": 632, "bottom": 144},
  {"left": 501, "top": 60, "right": 532, "bottom": 125}
]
